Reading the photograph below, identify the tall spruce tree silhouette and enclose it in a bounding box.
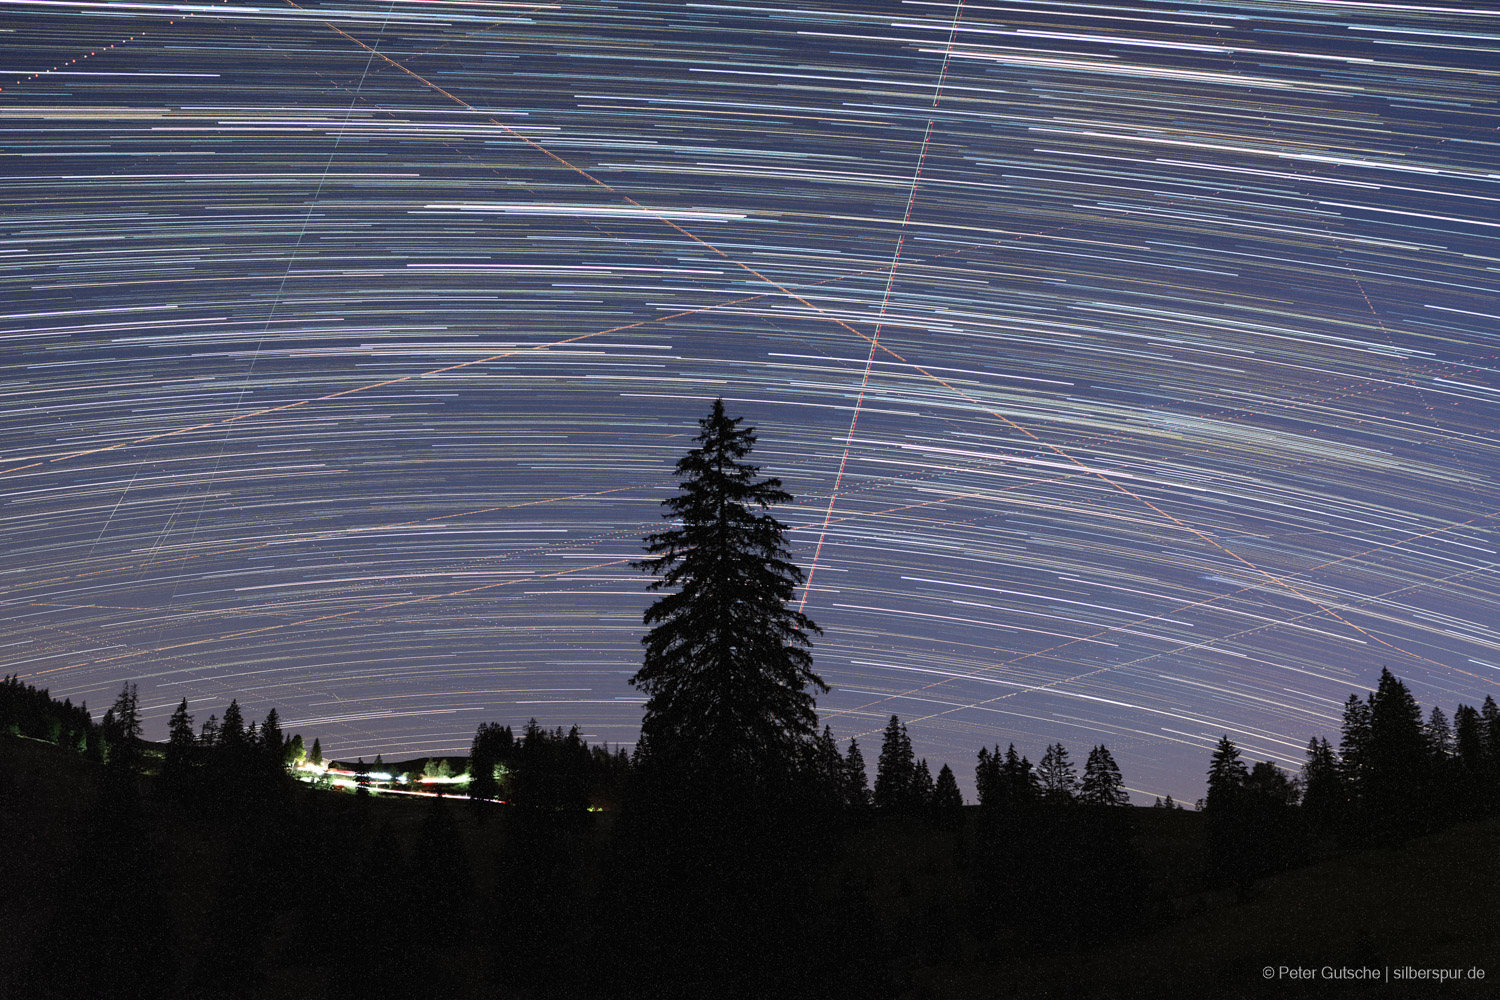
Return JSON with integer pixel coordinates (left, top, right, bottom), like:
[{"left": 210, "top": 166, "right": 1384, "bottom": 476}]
[
  {"left": 1301, "top": 736, "right": 1344, "bottom": 835},
  {"left": 467, "top": 720, "right": 512, "bottom": 803},
  {"left": 932, "top": 763, "right": 964, "bottom": 827},
  {"left": 101, "top": 682, "right": 143, "bottom": 776},
  {"left": 1453, "top": 704, "right": 1492, "bottom": 816},
  {"left": 913, "top": 758, "right": 936, "bottom": 808},
  {"left": 614, "top": 402, "right": 834, "bottom": 999},
  {"left": 1007, "top": 745, "right": 1030, "bottom": 804},
  {"left": 809, "top": 724, "right": 845, "bottom": 809},
  {"left": 1206, "top": 735, "right": 1248, "bottom": 811},
  {"left": 874, "top": 715, "right": 915, "bottom": 811},
  {"left": 975, "top": 745, "right": 999, "bottom": 807},
  {"left": 632, "top": 399, "right": 823, "bottom": 800},
  {"left": 843, "top": 737, "right": 871, "bottom": 809},
  {"left": 163, "top": 697, "right": 196, "bottom": 798},
  {"left": 1205, "top": 735, "right": 1274, "bottom": 886},
  {"left": 1366, "top": 667, "right": 1428, "bottom": 831},
  {"left": 1339, "top": 693, "right": 1372, "bottom": 806}
]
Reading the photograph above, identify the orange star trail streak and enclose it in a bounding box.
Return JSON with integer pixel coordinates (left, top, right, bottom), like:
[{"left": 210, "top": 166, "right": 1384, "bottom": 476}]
[{"left": 3, "top": 0, "right": 1497, "bottom": 801}]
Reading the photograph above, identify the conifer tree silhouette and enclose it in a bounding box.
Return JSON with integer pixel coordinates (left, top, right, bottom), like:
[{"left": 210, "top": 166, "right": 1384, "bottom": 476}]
[
  {"left": 1300, "top": 736, "right": 1344, "bottom": 834},
  {"left": 101, "top": 682, "right": 142, "bottom": 775},
  {"left": 163, "top": 697, "right": 196, "bottom": 796},
  {"left": 1038, "top": 743, "right": 1078, "bottom": 804},
  {"left": 1080, "top": 745, "right": 1128, "bottom": 806},
  {"left": 932, "top": 763, "right": 964, "bottom": 827},
  {"left": 632, "top": 400, "right": 823, "bottom": 799},
  {"left": 1000, "top": 743, "right": 1039, "bottom": 806},
  {"left": 914, "top": 758, "right": 935, "bottom": 809},
  {"left": 875, "top": 715, "right": 915, "bottom": 811},
  {"left": 1366, "top": 668, "right": 1428, "bottom": 830},
  {"left": 843, "top": 737, "right": 871, "bottom": 809},
  {"left": 1205, "top": 735, "right": 1247, "bottom": 812},
  {"left": 975, "top": 745, "right": 1000, "bottom": 807},
  {"left": 1339, "top": 693, "right": 1372, "bottom": 804}
]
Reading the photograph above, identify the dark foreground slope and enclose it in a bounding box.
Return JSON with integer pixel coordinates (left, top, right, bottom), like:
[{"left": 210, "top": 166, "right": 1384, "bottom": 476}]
[
  {"left": 914, "top": 812, "right": 1500, "bottom": 999},
  {"left": 4, "top": 732, "right": 1495, "bottom": 999}
]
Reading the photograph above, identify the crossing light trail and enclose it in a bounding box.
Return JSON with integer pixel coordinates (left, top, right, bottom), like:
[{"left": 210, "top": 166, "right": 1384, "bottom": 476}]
[
  {"left": 280, "top": 0, "right": 1398, "bottom": 663},
  {"left": 0, "top": 216, "right": 1080, "bottom": 480},
  {"left": 5, "top": 1, "right": 1498, "bottom": 794},
  {"left": 802, "top": 0, "right": 973, "bottom": 600},
  {"left": 274, "top": 0, "right": 1447, "bottom": 665},
  {"left": 829, "top": 505, "right": 1500, "bottom": 732}
]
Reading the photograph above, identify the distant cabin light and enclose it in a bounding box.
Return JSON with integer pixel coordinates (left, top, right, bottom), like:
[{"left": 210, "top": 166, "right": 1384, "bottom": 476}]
[{"left": 291, "top": 759, "right": 483, "bottom": 800}]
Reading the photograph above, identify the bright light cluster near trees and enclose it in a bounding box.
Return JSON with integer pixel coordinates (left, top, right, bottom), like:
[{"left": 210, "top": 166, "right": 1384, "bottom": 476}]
[{"left": 289, "top": 759, "right": 495, "bottom": 801}]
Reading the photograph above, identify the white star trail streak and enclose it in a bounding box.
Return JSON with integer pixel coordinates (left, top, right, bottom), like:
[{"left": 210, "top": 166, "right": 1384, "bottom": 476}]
[{"left": 1, "top": 0, "right": 1497, "bottom": 801}]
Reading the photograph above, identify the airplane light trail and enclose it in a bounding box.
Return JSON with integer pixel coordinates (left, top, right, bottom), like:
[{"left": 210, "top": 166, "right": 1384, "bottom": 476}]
[{"left": 3, "top": 0, "right": 1497, "bottom": 802}]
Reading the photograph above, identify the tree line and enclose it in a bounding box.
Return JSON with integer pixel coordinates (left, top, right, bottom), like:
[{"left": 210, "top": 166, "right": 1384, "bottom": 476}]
[
  {"left": 1203, "top": 667, "right": 1500, "bottom": 887},
  {"left": 467, "top": 717, "right": 632, "bottom": 811},
  {"left": 2, "top": 673, "right": 99, "bottom": 760}
]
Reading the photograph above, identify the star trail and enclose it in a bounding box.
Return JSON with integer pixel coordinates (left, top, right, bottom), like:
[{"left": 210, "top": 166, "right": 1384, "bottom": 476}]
[{"left": 2, "top": 0, "right": 1497, "bottom": 801}]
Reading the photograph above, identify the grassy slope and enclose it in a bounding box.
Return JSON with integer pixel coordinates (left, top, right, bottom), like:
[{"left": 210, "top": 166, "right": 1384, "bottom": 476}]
[
  {"left": 6, "top": 734, "right": 1496, "bottom": 999},
  {"left": 0, "top": 734, "right": 102, "bottom": 978},
  {"left": 913, "top": 813, "right": 1500, "bottom": 999},
  {"left": 0, "top": 733, "right": 524, "bottom": 997}
]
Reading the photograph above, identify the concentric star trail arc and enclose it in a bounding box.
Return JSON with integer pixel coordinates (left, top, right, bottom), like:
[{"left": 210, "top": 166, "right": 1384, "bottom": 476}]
[{"left": 2, "top": 0, "right": 1497, "bottom": 799}]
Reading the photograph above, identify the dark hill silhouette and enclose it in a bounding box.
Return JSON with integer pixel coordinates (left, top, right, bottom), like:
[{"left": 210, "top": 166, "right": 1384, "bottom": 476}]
[
  {"left": 913, "top": 812, "right": 1500, "bottom": 998},
  {"left": 5, "top": 728, "right": 1497, "bottom": 999}
]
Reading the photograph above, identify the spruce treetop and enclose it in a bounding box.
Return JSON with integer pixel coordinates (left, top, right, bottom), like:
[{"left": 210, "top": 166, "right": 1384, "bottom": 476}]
[
  {"left": 1080, "top": 744, "right": 1128, "bottom": 806},
  {"left": 1206, "top": 735, "right": 1248, "bottom": 811},
  {"left": 631, "top": 399, "right": 824, "bottom": 791},
  {"left": 167, "top": 698, "right": 195, "bottom": 748},
  {"left": 1038, "top": 742, "right": 1078, "bottom": 803},
  {"left": 875, "top": 715, "right": 916, "bottom": 811}
]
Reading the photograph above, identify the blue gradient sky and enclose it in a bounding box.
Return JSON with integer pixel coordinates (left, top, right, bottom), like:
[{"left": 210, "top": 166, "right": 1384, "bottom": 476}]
[{"left": 2, "top": 0, "right": 1497, "bottom": 801}]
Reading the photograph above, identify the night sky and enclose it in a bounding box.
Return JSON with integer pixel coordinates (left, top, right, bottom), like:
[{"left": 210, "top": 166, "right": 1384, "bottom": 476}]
[{"left": 3, "top": 0, "right": 1497, "bottom": 803}]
